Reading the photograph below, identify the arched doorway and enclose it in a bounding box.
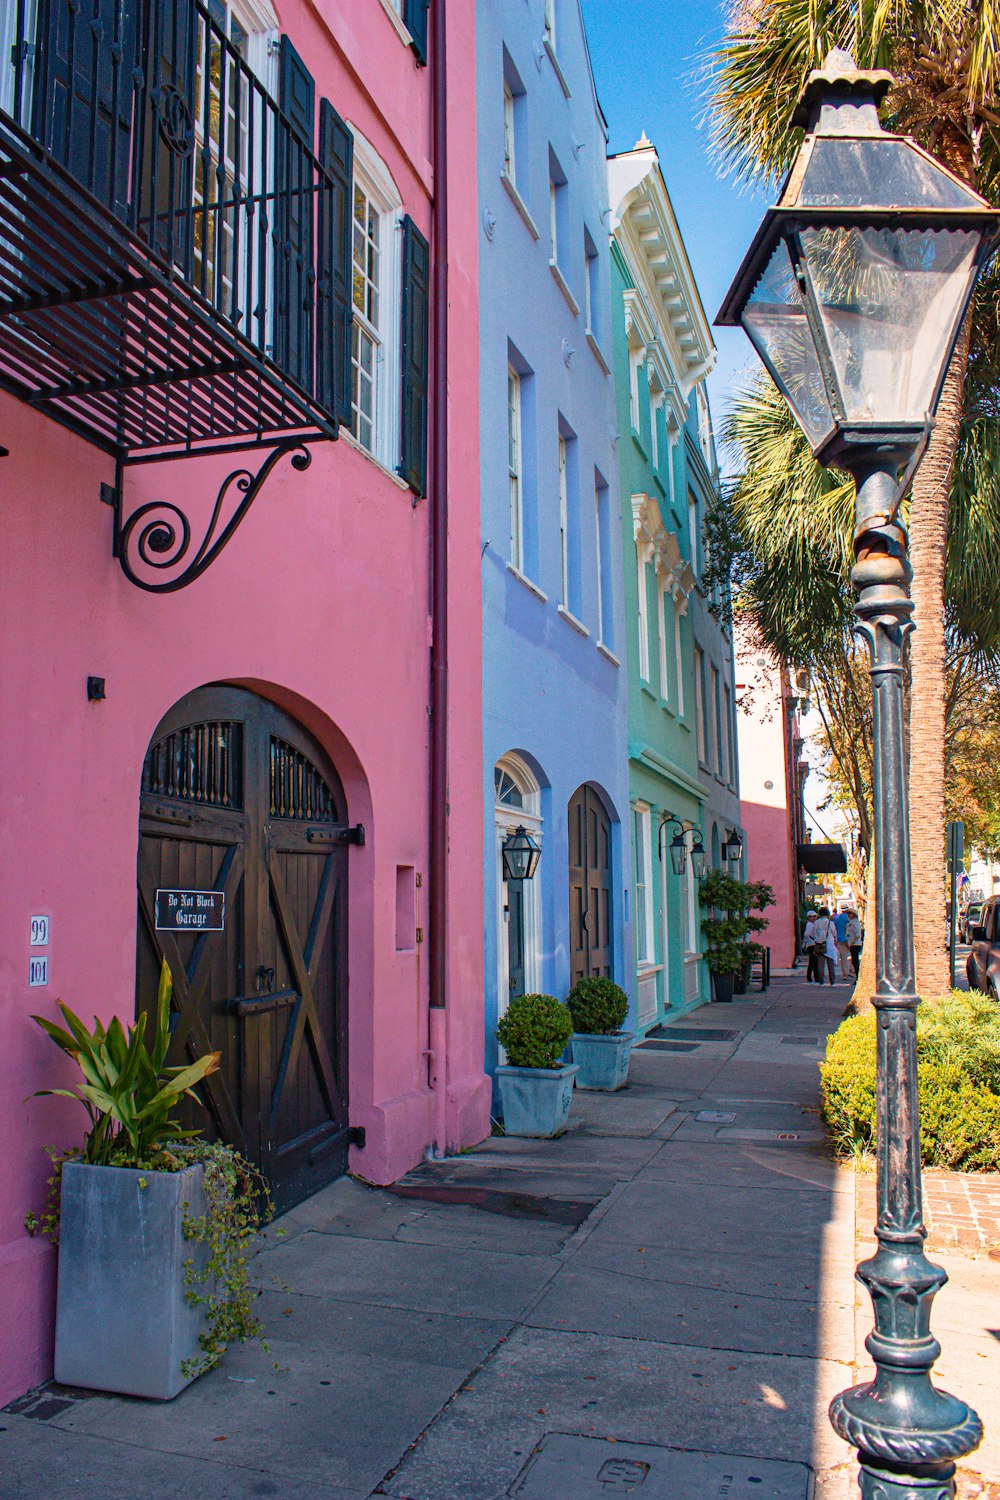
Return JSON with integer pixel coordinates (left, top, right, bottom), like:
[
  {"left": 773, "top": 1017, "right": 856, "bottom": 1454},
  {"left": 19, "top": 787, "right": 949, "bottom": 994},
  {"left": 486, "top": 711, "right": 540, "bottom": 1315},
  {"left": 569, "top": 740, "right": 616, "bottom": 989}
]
[
  {"left": 494, "top": 755, "right": 543, "bottom": 1011},
  {"left": 136, "top": 685, "right": 349, "bottom": 1211},
  {"left": 568, "top": 784, "right": 613, "bottom": 984}
]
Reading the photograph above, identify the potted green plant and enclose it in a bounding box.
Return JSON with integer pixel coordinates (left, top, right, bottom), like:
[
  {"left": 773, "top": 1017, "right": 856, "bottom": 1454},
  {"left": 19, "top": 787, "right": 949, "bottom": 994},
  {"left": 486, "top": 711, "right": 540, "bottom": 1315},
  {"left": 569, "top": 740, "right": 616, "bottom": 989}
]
[
  {"left": 566, "top": 976, "right": 633, "bottom": 1091},
  {"left": 699, "top": 871, "right": 774, "bottom": 1004},
  {"left": 27, "top": 960, "right": 270, "bottom": 1399},
  {"left": 495, "top": 993, "right": 577, "bottom": 1136}
]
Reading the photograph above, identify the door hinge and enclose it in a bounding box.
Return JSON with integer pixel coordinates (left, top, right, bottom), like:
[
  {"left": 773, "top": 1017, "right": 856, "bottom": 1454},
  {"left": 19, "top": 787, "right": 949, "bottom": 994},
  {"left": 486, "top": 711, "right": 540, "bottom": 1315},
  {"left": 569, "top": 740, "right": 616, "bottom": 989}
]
[
  {"left": 307, "top": 824, "right": 365, "bottom": 845},
  {"left": 416, "top": 927, "right": 424, "bottom": 943}
]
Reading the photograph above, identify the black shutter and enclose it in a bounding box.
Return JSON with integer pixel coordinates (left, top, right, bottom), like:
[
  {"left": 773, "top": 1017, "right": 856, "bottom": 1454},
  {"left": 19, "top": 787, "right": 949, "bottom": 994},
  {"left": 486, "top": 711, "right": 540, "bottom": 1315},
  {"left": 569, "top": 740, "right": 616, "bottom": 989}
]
[
  {"left": 317, "top": 100, "right": 354, "bottom": 428},
  {"left": 34, "top": 0, "right": 137, "bottom": 215},
  {"left": 275, "top": 36, "right": 316, "bottom": 391},
  {"left": 403, "top": 0, "right": 429, "bottom": 66},
  {"left": 399, "top": 215, "right": 429, "bottom": 497}
]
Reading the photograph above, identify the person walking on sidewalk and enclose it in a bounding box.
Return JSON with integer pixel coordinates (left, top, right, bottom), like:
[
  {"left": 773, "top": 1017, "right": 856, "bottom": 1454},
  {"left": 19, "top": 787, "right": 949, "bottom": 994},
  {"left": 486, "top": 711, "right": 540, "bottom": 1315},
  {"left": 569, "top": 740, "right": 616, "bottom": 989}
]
[
  {"left": 824, "top": 914, "right": 840, "bottom": 985},
  {"left": 833, "top": 906, "right": 853, "bottom": 981},
  {"left": 802, "top": 910, "right": 819, "bottom": 982},
  {"left": 846, "top": 908, "right": 862, "bottom": 976},
  {"left": 810, "top": 908, "right": 833, "bottom": 985}
]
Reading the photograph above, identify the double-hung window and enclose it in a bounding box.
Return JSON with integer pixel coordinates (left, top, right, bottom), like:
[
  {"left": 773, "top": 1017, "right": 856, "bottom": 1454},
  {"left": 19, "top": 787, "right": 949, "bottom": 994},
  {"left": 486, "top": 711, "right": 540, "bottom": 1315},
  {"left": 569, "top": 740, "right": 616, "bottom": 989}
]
[
  {"left": 508, "top": 367, "right": 523, "bottom": 569},
  {"left": 351, "top": 178, "right": 382, "bottom": 454},
  {"left": 503, "top": 82, "right": 516, "bottom": 183},
  {"left": 634, "top": 806, "right": 654, "bottom": 967}
]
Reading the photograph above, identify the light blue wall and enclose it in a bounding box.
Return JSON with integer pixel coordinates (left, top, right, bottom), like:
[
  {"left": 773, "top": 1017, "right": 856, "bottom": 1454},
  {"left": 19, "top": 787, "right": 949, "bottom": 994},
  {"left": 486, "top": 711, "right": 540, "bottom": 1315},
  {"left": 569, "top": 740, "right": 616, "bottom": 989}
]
[{"left": 477, "top": 0, "right": 630, "bottom": 1089}]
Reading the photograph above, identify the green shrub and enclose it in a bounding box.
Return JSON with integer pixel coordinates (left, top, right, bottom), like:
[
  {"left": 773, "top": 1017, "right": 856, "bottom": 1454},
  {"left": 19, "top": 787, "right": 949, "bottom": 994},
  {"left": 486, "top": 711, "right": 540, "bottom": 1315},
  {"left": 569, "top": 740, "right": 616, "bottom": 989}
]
[
  {"left": 699, "top": 870, "right": 774, "bottom": 976},
  {"left": 820, "top": 991, "right": 1000, "bottom": 1171},
  {"left": 496, "top": 993, "right": 573, "bottom": 1069},
  {"left": 566, "top": 976, "right": 629, "bottom": 1035}
]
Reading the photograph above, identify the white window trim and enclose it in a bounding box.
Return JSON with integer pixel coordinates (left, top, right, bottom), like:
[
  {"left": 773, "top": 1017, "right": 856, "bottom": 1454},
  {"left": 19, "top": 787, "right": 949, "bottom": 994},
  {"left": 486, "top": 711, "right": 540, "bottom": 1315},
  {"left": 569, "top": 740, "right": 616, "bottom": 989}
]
[
  {"left": 595, "top": 483, "right": 604, "bottom": 646},
  {"left": 558, "top": 433, "right": 569, "bottom": 607},
  {"left": 495, "top": 756, "right": 543, "bottom": 1023},
  {"left": 636, "top": 543, "right": 650, "bottom": 682},
  {"left": 350, "top": 130, "right": 403, "bottom": 473},
  {"left": 673, "top": 597, "right": 685, "bottom": 717},
  {"left": 634, "top": 803, "right": 655, "bottom": 968},
  {"left": 503, "top": 81, "right": 516, "bottom": 185},
  {"left": 508, "top": 366, "right": 524, "bottom": 571},
  {"left": 549, "top": 175, "right": 558, "bottom": 265},
  {"left": 657, "top": 577, "right": 668, "bottom": 700},
  {"left": 694, "top": 647, "right": 707, "bottom": 763},
  {"left": 628, "top": 345, "right": 644, "bottom": 434},
  {"left": 377, "top": 0, "right": 413, "bottom": 47}
]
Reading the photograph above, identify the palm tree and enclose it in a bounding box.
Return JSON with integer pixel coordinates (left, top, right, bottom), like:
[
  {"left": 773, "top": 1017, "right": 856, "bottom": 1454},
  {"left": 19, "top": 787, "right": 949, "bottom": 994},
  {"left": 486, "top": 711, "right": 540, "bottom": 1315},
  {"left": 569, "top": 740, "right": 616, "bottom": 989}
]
[{"left": 710, "top": 1, "right": 1000, "bottom": 995}]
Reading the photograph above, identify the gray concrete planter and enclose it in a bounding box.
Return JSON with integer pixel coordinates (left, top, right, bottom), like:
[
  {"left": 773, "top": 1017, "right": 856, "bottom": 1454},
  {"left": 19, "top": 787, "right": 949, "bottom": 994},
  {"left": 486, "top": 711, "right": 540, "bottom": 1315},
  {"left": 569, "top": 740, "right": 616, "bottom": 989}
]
[
  {"left": 55, "top": 1161, "right": 210, "bottom": 1399},
  {"left": 571, "top": 1031, "right": 634, "bottom": 1091},
  {"left": 497, "top": 1062, "right": 578, "bottom": 1137}
]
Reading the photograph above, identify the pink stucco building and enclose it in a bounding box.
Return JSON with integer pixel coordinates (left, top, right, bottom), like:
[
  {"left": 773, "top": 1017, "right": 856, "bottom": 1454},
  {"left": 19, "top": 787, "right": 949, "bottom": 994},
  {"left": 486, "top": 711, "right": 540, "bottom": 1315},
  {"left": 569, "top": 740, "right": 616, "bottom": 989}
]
[
  {"left": 0, "top": 0, "right": 489, "bottom": 1403},
  {"left": 734, "top": 631, "right": 807, "bottom": 969}
]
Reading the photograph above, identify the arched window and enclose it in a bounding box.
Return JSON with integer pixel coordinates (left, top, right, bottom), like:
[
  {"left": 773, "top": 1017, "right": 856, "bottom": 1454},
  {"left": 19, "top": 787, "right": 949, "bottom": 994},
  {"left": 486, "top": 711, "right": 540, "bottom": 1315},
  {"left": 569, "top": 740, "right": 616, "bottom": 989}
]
[{"left": 494, "top": 756, "right": 541, "bottom": 823}]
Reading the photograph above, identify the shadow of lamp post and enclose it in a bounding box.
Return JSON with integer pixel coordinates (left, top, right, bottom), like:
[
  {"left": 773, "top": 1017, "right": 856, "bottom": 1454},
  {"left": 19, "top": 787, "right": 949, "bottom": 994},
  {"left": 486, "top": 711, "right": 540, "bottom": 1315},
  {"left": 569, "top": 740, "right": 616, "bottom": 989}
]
[{"left": 716, "top": 47, "right": 1000, "bottom": 1500}]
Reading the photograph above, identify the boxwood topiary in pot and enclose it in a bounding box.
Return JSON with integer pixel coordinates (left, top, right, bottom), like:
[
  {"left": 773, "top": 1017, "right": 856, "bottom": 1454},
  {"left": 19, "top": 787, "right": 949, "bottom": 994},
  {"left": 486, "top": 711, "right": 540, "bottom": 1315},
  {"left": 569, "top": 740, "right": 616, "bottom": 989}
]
[
  {"left": 495, "top": 993, "right": 577, "bottom": 1136},
  {"left": 566, "top": 977, "right": 634, "bottom": 1091},
  {"left": 699, "top": 870, "right": 774, "bottom": 1003}
]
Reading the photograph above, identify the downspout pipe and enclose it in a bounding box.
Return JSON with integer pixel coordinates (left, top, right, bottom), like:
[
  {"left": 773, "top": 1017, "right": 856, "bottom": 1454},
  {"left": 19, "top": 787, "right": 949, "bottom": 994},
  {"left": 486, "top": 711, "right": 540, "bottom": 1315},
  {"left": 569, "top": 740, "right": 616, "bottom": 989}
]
[{"left": 427, "top": 0, "right": 449, "bottom": 1157}]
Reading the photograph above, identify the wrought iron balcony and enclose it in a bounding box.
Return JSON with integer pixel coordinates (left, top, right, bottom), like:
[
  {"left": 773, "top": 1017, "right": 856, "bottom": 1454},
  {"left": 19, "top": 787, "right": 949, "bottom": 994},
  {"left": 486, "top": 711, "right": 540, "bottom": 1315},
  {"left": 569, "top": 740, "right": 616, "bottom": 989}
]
[{"left": 0, "top": 0, "right": 346, "bottom": 461}]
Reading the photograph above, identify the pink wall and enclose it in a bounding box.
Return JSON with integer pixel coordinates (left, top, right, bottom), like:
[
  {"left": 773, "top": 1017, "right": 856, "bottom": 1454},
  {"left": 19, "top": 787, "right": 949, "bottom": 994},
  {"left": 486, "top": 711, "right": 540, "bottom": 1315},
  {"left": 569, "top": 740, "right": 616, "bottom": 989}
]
[
  {"left": 0, "top": 0, "right": 489, "bottom": 1405},
  {"left": 735, "top": 642, "right": 799, "bottom": 968}
]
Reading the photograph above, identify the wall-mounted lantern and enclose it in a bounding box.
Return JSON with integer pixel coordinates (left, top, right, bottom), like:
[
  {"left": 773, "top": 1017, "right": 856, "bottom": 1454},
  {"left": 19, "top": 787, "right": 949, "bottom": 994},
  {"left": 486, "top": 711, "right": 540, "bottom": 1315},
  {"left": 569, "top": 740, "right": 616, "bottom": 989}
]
[
  {"left": 501, "top": 826, "right": 541, "bottom": 881},
  {"left": 659, "top": 816, "right": 705, "bottom": 879},
  {"left": 723, "top": 828, "right": 744, "bottom": 869}
]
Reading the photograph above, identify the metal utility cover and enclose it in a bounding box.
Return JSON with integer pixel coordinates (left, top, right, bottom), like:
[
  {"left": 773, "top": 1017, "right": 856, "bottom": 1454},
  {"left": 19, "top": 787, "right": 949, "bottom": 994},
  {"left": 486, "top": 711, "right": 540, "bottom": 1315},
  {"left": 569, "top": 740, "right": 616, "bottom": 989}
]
[
  {"left": 511, "top": 1434, "right": 811, "bottom": 1498},
  {"left": 638, "top": 1040, "right": 699, "bottom": 1052},
  {"left": 695, "top": 1110, "right": 737, "bottom": 1124},
  {"left": 661, "top": 1027, "right": 737, "bottom": 1042}
]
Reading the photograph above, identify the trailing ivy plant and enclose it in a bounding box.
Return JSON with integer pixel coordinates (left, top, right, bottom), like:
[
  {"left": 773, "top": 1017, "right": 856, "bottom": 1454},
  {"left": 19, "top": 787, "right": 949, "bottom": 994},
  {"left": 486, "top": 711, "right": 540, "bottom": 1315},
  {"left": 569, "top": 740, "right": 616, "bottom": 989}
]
[
  {"left": 25, "top": 959, "right": 274, "bottom": 1376},
  {"left": 698, "top": 870, "right": 775, "bottom": 977}
]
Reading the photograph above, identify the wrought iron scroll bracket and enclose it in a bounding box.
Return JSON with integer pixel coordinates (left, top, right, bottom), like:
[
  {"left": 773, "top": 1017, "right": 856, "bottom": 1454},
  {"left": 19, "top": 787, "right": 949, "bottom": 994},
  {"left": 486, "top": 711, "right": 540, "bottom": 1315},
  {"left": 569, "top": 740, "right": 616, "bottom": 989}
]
[{"left": 105, "top": 440, "right": 312, "bottom": 593}]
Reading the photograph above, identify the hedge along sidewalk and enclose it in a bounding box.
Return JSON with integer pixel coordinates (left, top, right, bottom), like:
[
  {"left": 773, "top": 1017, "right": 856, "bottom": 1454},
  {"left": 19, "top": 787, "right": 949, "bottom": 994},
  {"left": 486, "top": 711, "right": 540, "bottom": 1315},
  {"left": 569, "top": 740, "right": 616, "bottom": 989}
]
[{"left": 856, "top": 1170, "right": 1000, "bottom": 1257}]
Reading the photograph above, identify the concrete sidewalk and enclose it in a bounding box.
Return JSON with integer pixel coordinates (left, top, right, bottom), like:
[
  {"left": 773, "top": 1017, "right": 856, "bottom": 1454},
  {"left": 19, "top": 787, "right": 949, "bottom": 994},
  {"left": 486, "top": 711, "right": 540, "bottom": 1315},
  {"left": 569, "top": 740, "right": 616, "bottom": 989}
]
[{"left": 2, "top": 976, "right": 997, "bottom": 1499}]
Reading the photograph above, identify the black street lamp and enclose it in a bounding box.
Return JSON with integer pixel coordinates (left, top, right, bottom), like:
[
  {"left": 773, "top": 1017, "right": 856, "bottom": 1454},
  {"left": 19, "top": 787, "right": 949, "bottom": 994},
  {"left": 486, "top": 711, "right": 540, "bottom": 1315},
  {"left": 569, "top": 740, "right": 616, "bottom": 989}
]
[
  {"left": 689, "top": 832, "right": 707, "bottom": 881},
  {"left": 718, "top": 48, "right": 999, "bottom": 1500},
  {"left": 501, "top": 826, "right": 541, "bottom": 882}
]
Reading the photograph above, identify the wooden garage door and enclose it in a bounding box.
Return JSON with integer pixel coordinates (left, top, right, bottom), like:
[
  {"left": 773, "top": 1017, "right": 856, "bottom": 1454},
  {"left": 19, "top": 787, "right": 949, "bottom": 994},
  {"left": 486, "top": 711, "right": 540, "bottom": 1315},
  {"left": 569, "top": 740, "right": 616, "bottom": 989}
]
[{"left": 136, "top": 686, "right": 350, "bottom": 1211}]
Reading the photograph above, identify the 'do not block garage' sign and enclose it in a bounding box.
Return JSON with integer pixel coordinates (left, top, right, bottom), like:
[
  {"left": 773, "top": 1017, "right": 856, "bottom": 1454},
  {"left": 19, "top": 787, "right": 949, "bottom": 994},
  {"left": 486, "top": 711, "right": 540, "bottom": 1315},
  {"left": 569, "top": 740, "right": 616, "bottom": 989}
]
[{"left": 154, "top": 890, "right": 226, "bottom": 932}]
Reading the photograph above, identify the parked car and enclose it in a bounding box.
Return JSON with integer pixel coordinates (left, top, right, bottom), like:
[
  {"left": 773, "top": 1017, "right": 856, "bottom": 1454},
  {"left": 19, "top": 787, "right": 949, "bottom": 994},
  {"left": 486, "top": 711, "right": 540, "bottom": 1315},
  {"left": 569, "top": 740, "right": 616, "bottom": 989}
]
[
  {"left": 961, "top": 902, "right": 984, "bottom": 945},
  {"left": 966, "top": 899, "right": 1000, "bottom": 998}
]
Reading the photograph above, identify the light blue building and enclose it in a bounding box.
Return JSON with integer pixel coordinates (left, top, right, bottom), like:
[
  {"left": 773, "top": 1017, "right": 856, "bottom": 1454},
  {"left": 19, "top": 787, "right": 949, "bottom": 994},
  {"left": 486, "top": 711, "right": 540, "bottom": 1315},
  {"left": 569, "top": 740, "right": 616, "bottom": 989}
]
[{"left": 476, "top": 0, "right": 629, "bottom": 1091}]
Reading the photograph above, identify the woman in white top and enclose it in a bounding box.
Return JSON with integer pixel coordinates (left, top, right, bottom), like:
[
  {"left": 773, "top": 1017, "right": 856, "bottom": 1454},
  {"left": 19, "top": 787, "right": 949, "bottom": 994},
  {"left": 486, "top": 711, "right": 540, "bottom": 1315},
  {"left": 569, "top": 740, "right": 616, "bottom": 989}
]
[
  {"left": 824, "top": 919, "right": 839, "bottom": 986},
  {"left": 810, "top": 909, "right": 833, "bottom": 985}
]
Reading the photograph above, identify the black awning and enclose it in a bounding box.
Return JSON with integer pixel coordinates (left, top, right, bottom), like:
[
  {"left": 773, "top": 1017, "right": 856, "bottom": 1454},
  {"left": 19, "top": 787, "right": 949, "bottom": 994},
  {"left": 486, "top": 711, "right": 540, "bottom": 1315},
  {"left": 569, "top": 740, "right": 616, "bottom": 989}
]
[{"left": 797, "top": 842, "right": 849, "bottom": 874}]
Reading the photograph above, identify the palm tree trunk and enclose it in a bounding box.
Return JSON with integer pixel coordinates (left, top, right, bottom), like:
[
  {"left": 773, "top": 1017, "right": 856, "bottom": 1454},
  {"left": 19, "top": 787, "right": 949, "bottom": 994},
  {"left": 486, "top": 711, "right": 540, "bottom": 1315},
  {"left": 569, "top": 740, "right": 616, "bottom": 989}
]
[{"left": 907, "top": 315, "right": 971, "bottom": 998}]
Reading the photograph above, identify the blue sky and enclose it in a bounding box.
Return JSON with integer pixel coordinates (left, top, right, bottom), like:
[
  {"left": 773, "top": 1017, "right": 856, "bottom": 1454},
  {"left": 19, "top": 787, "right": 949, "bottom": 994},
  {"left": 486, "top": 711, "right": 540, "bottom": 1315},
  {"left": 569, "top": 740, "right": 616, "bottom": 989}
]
[{"left": 580, "top": 0, "right": 770, "bottom": 436}]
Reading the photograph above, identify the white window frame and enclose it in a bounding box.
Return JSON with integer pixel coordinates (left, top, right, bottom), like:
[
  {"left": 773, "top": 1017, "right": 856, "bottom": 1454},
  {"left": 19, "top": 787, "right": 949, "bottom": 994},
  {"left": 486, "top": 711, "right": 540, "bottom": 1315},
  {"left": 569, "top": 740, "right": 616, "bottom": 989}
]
[
  {"left": 595, "top": 482, "right": 605, "bottom": 644},
  {"left": 503, "top": 81, "right": 516, "bottom": 185},
  {"left": 684, "top": 859, "right": 699, "bottom": 956},
  {"left": 495, "top": 755, "right": 543, "bottom": 1023},
  {"left": 694, "top": 646, "right": 707, "bottom": 763},
  {"left": 549, "top": 174, "right": 558, "bottom": 264},
  {"left": 558, "top": 433, "right": 569, "bottom": 606},
  {"left": 636, "top": 544, "right": 650, "bottom": 682},
  {"left": 673, "top": 598, "right": 685, "bottom": 716},
  {"left": 688, "top": 490, "right": 700, "bottom": 578},
  {"left": 628, "top": 344, "right": 644, "bottom": 433},
  {"left": 350, "top": 132, "right": 402, "bottom": 470},
  {"left": 508, "top": 366, "right": 524, "bottom": 569},
  {"left": 633, "top": 804, "right": 655, "bottom": 967},
  {"left": 543, "top": 0, "right": 556, "bottom": 49},
  {"left": 657, "top": 577, "right": 668, "bottom": 699}
]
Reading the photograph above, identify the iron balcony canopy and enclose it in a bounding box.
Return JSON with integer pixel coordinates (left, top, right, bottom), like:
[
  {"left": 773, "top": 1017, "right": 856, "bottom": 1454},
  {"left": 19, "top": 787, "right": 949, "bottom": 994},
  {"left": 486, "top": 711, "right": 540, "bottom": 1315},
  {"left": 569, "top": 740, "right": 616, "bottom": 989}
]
[
  {"left": 0, "top": 0, "right": 347, "bottom": 464},
  {"left": 716, "top": 49, "right": 1000, "bottom": 471}
]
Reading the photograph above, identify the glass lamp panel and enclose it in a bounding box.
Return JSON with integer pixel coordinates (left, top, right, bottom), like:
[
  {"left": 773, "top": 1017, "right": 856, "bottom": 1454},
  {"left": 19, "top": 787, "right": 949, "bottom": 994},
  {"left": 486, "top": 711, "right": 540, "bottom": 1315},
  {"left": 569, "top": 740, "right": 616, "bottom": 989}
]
[
  {"left": 798, "top": 137, "right": 984, "bottom": 212},
  {"left": 741, "top": 239, "right": 835, "bottom": 448},
  {"left": 800, "top": 225, "right": 979, "bottom": 422}
]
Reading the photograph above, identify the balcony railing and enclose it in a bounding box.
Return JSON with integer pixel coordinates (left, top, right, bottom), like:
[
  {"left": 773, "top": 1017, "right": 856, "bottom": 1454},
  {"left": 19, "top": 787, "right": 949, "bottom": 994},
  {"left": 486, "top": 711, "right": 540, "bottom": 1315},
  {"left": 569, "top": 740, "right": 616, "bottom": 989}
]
[{"left": 0, "top": 0, "right": 344, "bottom": 459}]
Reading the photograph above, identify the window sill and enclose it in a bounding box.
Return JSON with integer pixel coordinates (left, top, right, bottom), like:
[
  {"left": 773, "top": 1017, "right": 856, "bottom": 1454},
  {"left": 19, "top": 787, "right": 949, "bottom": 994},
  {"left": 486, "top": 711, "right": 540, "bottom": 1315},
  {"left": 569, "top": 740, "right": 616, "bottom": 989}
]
[
  {"left": 638, "top": 961, "right": 663, "bottom": 978},
  {"left": 678, "top": 719, "right": 692, "bottom": 734},
  {"left": 631, "top": 427, "right": 648, "bottom": 462},
  {"left": 549, "top": 258, "right": 579, "bottom": 316},
  {"left": 586, "top": 329, "right": 610, "bottom": 374},
  {"left": 596, "top": 641, "right": 620, "bottom": 667},
  {"left": 507, "top": 561, "right": 548, "bottom": 602},
  {"left": 557, "top": 603, "right": 590, "bottom": 637},
  {"left": 659, "top": 698, "right": 676, "bottom": 719},
  {"left": 500, "top": 172, "right": 539, "bottom": 240},
  {"left": 377, "top": 0, "right": 413, "bottom": 47},
  {"left": 341, "top": 429, "right": 410, "bottom": 491},
  {"left": 640, "top": 683, "right": 659, "bottom": 703},
  {"left": 544, "top": 36, "right": 571, "bottom": 97}
]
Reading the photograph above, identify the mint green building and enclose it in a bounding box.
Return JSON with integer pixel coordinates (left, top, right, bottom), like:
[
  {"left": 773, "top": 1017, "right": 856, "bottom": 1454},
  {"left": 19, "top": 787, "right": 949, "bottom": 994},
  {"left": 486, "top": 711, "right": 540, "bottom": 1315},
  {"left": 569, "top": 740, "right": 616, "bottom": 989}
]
[{"left": 607, "top": 139, "right": 744, "bottom": 1030}]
